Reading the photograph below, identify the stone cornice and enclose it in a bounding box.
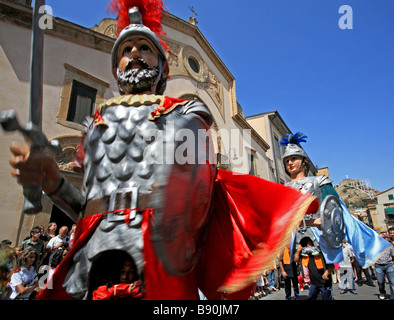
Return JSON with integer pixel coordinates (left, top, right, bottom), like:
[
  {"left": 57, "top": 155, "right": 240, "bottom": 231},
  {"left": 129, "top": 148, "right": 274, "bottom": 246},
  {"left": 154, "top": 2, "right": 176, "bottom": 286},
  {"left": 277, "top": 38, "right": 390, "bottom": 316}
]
[
  {"left": 0, "top": 0, "right": 114, "bottom": 53},
  {"left": 232, "top": 113, "right": 270, "bottom": 152},
  {"left": 64, "top": 63, "right": 110, "bottom": 88}
]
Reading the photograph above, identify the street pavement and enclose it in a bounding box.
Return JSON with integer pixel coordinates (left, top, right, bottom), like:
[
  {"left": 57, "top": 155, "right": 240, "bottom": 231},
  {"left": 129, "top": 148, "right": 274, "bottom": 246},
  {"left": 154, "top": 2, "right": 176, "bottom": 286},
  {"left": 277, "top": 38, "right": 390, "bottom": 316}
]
[{"left": 252, "top": 279, "right": 391, "bottom": 301}]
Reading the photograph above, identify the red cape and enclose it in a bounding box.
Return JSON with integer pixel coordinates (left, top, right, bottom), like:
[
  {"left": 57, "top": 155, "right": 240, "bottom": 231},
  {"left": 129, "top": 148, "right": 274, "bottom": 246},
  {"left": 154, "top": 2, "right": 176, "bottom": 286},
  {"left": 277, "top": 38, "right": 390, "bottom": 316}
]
[{"left": 37, "top": 169, "right": 318, "bottom": 300}]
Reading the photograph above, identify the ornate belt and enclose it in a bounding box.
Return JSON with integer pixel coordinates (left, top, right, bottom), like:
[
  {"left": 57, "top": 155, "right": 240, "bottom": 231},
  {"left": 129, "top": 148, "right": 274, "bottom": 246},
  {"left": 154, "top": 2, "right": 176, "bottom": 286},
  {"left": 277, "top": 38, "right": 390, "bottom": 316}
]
[{"left": 84, "top": 187, "right": 150, "bottom": 222}]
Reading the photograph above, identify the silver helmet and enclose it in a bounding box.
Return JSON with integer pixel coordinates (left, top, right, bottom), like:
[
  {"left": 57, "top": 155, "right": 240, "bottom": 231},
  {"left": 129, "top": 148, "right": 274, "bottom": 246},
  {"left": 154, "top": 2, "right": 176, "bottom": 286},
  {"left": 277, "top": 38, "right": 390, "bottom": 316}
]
[{"left": 281, "top": 143, "right": 308, "bottom": 160}]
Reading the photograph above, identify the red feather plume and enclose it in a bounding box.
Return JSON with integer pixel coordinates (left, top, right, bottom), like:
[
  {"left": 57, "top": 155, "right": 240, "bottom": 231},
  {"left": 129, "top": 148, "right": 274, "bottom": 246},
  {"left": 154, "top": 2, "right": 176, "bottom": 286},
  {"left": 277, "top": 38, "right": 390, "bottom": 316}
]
[{"left": 107, "top": 0, "right": 170, "bottom": 53}]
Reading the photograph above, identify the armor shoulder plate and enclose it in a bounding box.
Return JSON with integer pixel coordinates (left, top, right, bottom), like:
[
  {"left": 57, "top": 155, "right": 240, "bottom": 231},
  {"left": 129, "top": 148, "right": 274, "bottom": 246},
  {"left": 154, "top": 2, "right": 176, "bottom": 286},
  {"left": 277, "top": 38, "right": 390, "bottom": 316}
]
[
  {"left": 182, "top": 100, "right": 212, "bottom": 126},
  {"left": 315, "top": 175, "right": 333, "bottom": 187}
]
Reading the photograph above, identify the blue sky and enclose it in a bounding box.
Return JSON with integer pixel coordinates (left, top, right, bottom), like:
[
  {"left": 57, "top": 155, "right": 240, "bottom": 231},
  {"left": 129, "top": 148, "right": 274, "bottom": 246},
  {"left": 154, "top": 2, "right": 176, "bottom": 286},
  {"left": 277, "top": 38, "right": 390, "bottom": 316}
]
[{"left": 45, "top": 0, "right": 394, "bottom": 192}]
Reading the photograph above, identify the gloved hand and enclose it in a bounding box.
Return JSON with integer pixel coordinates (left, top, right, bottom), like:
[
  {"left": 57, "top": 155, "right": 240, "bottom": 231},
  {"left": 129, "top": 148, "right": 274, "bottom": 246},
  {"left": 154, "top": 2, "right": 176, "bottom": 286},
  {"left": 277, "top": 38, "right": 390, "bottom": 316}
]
[{"left": 9, "top": 142, "right": 62, "bottom": 195}]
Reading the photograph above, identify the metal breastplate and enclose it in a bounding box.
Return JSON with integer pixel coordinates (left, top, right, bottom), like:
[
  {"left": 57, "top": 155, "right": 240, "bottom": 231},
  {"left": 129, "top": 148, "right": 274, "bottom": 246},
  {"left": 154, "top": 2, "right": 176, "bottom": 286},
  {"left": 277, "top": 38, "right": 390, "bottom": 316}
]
[
  {"left": 63, "top": 99, "right": 215, "bottom": 299},
  {"left": 287, "top": 175, "right": 344, "bottom": 250},
  {"left": 287, "top": 176, "right": 327, "bottom": 249},
  {"left": 286, "top": 176, "right": 328, "bottom": 203}
]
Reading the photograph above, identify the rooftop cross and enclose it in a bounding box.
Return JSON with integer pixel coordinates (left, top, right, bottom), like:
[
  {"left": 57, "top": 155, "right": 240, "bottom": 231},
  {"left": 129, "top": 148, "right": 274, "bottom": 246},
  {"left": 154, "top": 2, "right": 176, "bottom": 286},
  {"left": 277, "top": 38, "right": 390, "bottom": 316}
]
[
  {"left": 188, "top": 6, "right": 197, "bottom": 17},
  {"left": 188, "top": 6, "right": 198, "bottom": 25}
]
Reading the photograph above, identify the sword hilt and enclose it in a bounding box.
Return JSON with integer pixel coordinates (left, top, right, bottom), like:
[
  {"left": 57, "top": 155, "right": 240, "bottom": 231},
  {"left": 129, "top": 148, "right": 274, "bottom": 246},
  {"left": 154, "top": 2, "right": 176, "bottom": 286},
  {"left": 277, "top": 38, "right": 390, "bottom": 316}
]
[{"left": 0, "top": 109, "right": 61, "bottom": 214}]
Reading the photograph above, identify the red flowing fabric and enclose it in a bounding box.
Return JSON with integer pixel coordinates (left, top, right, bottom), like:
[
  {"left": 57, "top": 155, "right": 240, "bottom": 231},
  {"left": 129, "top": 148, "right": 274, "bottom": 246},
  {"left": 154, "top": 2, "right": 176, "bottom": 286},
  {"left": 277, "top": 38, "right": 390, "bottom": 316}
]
[
  {"left": 142, "top": 170, "right": 318, "bottom": 300},
  {"left": 196, "top": 170, "right": 319, "bottom": 299},
  {"left": 141, "top": 209, "right": 200, "bottom": 300},
  {"left": 36, "top": 170, "right": 318, "bottom": 300}
]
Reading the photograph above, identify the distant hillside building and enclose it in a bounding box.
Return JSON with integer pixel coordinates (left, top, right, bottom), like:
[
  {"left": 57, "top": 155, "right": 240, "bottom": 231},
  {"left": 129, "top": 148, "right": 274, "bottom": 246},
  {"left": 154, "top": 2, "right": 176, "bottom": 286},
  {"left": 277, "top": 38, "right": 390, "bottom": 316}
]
[{"left": 366, "top": 187, "right": 394, "bottom": 232}]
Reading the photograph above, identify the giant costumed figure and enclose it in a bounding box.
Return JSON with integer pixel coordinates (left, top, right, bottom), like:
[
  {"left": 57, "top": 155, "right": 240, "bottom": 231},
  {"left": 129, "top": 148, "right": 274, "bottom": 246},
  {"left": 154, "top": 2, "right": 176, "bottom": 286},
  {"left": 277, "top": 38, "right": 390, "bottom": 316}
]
[
  {"left": 280, "top": 132, "right": 392, "bottom": 268},
  {"left": 2, "top": 0, "right": 320, "bottom": 300}
]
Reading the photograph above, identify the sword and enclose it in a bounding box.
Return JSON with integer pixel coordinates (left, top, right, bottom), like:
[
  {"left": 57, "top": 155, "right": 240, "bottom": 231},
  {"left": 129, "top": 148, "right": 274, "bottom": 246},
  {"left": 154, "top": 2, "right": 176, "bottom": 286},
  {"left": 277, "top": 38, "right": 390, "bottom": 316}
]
[
  {"left": 0, "top": 0, "right": 61, "bottom": 214},
  {"left": 30, "top": 0, "right": 45, "bottom": 130}
]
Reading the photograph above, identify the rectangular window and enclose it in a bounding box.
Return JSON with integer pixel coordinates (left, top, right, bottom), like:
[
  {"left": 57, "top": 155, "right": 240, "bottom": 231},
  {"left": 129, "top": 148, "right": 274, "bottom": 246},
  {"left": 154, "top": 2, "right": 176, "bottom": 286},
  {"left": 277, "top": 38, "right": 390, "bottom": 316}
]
[
  {"left": 385, "top": 207, "right": 394, "bottom": 215},
  {"left": 67, "top": 80, "right": 97, "bottom": 125},
  {"left": 389, "top": 194, "right": 394, "bottom": 200},
  {"left": 249, "top": 152, "right": 256, "bottom": 176},
  {"left": 274, "top": 135, "right": 281, "bottom": 158}
]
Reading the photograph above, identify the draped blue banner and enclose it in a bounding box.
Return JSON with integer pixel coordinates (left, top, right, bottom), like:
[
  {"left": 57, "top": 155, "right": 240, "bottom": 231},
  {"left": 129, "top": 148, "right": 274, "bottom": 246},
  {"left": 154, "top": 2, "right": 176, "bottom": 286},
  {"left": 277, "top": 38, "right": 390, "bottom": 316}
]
[
  {"left": 340, "top": 199, "right": 392, "bottom": 268},
  {"left": 310, "top": 227, "right": 343, "bottom": 264},
  {"left": 310, "top": 200, "right": 392, "bottom": 267}
]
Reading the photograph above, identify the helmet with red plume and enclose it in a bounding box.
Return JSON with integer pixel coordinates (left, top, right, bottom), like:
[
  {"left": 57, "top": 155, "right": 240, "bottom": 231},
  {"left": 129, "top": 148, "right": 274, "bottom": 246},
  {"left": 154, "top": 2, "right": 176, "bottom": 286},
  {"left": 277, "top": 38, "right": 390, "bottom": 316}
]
[{"left": 108, "top": 0, "right": 170, "bottom": 94}]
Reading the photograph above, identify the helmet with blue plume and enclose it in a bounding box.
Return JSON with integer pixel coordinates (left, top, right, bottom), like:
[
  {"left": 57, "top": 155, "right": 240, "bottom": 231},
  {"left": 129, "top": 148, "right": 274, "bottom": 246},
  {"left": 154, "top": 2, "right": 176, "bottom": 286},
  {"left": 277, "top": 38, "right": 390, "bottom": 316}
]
[{"left": 280, "top": 132, "right": 310, "bottom": 176}]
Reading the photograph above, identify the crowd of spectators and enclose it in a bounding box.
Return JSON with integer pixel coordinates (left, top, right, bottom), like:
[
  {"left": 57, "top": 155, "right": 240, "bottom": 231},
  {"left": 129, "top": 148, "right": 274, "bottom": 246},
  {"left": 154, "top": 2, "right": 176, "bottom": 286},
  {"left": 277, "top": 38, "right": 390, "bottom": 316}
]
[
  {"left": 249, "top": 227, "right": 394, "bottom": 300},
  {"left": 1, "top": 223, "right": 393, "bottom": 300},
  {"left": 0, "top": 222, "right": 76, "bottom": 300}
]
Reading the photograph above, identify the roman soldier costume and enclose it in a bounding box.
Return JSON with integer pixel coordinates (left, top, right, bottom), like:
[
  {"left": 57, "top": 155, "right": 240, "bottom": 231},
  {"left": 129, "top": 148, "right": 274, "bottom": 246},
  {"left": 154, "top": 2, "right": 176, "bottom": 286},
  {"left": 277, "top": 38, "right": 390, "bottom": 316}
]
[
  {"left": 34, "top": 1, "right": 321, "bottom": 300},
  {"left": 280, "top": 132, "right": 392, "bottom": 267}
]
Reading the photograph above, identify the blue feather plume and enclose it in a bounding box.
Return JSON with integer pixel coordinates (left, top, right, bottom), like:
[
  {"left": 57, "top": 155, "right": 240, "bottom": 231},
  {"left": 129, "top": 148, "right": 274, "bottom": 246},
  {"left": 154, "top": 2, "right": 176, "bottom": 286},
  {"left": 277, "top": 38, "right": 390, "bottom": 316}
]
[{"left": 279, "top": 131, "right": 308, "bottom": 146}]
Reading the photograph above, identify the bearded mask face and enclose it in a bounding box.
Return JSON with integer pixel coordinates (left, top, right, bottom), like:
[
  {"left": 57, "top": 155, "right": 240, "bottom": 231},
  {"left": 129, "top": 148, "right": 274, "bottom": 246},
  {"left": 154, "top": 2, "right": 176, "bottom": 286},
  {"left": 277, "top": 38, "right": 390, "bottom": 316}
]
[{"left": 116, "top": 58, "right": 160, "bottom": 95}]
